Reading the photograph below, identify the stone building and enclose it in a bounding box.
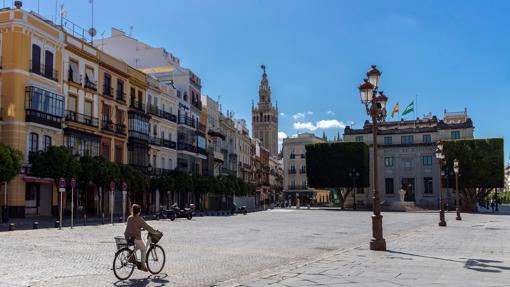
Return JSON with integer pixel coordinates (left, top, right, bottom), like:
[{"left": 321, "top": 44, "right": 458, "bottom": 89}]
[
  {"left": 282, "top": 133, "right": 329, "bottom": 206},
  {"left": 343, "top": 110, "right": 474, "bottom": 209},
  {"left": 252, "top": 65, "right": 278, "bottom": 157}
]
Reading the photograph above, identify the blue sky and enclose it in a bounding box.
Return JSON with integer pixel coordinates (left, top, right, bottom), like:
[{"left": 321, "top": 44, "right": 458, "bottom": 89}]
[{"left": 20, "top": 0, "right": 509, "bottom": 161}]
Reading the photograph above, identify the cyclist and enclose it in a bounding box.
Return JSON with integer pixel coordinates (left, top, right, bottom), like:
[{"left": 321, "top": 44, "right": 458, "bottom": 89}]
[{"left": 124, "top": 204, "right": 157, "bottom": 272}]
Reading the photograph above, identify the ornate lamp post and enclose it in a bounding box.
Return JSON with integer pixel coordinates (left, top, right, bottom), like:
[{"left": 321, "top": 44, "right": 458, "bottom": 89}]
[
  {"left": 348, "top": 168, "right": 360, "bottom": 210},
  {"left": 453, "top": 159, "right": 462, "bottom": 220},
  {"left": 358, "top": 65, "right": 387, "bottom": 251},
  {"left": 435, "top": 142, "right": 447, "bottom": 226}
]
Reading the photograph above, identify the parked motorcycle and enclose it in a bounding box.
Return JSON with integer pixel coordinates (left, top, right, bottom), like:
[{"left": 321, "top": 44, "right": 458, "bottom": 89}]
[
  {"left": 171, "top": 203, "right": 194, "bottom": 220},
  {"left": 157, "top": 207, "right": 176, "bottom": 221},
  {"left": 233, "top": 204, "right": 248, "bottom": 215}
]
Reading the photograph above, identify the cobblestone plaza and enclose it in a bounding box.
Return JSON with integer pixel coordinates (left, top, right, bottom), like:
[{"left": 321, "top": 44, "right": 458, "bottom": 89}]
[{"left": 0, "top": 208, "right": 509, "bottom": 287}]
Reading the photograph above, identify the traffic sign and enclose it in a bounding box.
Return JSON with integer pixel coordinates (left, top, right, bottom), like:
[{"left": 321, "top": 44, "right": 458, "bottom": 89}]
[
  {"left": 58, "top": 177, "right": 66, "bottom": 193},
  {"left": 110, "top": 181, "right": 116, "bottom": 192},
  {"left": 122, "top": 182, "right": 127, "bottom": 191},
  {"left": 70, "top": 178, "right": 77, "bottom": 189}
]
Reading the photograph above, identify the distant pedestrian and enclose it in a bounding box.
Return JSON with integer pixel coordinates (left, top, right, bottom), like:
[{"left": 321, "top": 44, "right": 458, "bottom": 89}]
[
  {"left": 486, "top": 199, "right": 490, "bottom": 209},
  {"left": 490, "top": 200, "right": 495, "bottom": 213}
]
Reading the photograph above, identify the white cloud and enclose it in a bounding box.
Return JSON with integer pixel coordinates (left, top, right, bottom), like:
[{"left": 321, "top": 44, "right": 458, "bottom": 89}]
[
  {"left": 293, "top": 119, "right": 349, "bottom": 131},
  {"left": 306, "top": 111, "right": 314, "bottom": 115},
  {"left": 293, "top": 122, "right": 317, "bottom": 131},
  {"left": 316, "top": 119, "right": 347, "bottom": 129},
  {"left": 326, "top": 110, "right": 335, "bottom": 115},
  {"left": 280, "top": 112, "right": 286, "bottom": 116},
  {"left": 278, "top": 131, "right": 287, "bottom": 144},
  {"left": 292, "top": 112, "right": 305, "bottom": 120}
]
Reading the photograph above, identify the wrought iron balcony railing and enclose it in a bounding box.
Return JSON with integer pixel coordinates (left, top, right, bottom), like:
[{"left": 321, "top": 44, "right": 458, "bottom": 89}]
[{"left": 65, "top": 110, "right": 99, "bottom": 128}]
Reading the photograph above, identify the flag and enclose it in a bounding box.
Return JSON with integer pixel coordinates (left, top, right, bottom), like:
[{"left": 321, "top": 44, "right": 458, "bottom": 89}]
[
  {"left": 390, "top": 102, "right": 399, "bottom": 118},
  {"left": 401, "top": 101, "right": 414, "bottom": 116}
]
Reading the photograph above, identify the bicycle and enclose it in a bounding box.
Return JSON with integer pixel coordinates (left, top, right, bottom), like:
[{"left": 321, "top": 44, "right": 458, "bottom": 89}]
[{"left": 113, "top": 231, "right": 166, "bottom": 280}]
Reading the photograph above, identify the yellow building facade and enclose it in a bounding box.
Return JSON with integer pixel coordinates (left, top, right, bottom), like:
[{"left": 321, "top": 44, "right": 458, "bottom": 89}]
[{"left": 0, "top": 8, "right": 64, "bottom": 216}]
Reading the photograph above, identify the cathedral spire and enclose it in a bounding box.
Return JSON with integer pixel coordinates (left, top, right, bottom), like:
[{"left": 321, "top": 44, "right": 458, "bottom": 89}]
[{"left": 259, "top": 64, "right": 271, "bottom": 104}]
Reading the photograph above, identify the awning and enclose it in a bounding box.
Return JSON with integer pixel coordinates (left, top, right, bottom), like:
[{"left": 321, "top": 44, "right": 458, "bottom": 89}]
[
  {"left": 23, "top": 176, "right": 54, "bottom": 184},
  {"left": 139, "top": 66, "right": 175, "bottom": 74}
]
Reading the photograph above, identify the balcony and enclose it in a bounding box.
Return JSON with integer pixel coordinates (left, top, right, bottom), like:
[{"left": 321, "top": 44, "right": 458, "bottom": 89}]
[
  {"left": 26, "top": 109, "right": 62, "bottom": 129},
  {"left": 177, "top": 142, "right": 197, "bottom": 153},
  {"left": 178, "top": 115, "right": 196, "bottom": 128},
  {"left": 220, "top": 167, "right": 236, "bottom": 176},
  {"left": 197, "top": 123, "right": 206, "bottom": 135},
  {"left": 116, "top": 90, "right": 126, "bottom": 102},
  {"left": 192, "top": 99, "right": 202, "bottom": 111},
  {"left": 130, "top": 99, "right": 145, "bottom": 112},
  {"left": 288, "top": 185, "right": 308, "bottom": 190},
  {"left": 101, "top": 119, "right": 114, "bottom": 132},
  {"left": 288, "top": 169, "right": 297, "bottom": 174},
  {"left": 102, "top": 85, "right": 113, "bottom": 97},
  {"left": 68, "top": 74, "right": 82, "bottom": 86},
  {"left": 128, "top": 130, "right": 149, "bottom": 141},
  {"left": 197, "top": 147, "right": 207, "bottom": 155},
  {"left": 84, "top": 78, "right": 97, "bottom": 91},
  {"left": 290, "top": 154, "right": 295, "bottom": 159},
  {"left": 65, "top": 110, "right": 99, "bottom": 128},
  {"left": 299, "top": 168, "right": 306, "bottom": 174},
  {"left": 148, "top": 105, "right": 177, "bottom": 122},
  {"left": 149, "top": 137, "right": 177, "bottom": 149},
  {"left": 115, "top": 123, "right": 126, "bottom": 135},
  {"left": 149, "top": 168, "right": 172, "bottom": 177},
  {"left": 30, "top": 61, "right": 58, "bottom": 82}
]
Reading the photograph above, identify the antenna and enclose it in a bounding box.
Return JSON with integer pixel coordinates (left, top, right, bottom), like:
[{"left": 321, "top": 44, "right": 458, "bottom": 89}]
[
  {"left": 88, "top": 0, "right": 95, "bottom": 44},
  {"left": 128, "top": 25, "right": 133, "bottom": 37}
]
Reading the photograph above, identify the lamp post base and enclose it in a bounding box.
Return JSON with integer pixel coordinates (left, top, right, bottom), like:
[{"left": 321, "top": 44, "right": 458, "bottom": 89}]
[
  {"left": 370, "top": 238, "right": 386, "bottom": 251},
  {"left": 370, "top": 214, "right": 386, "bottom": 251},
  {"left": 438, "top": 221, "right": 447, "bottom": 227}
]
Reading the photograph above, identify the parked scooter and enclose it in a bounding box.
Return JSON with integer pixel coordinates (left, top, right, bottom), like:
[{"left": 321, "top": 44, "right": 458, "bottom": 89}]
[
  {"left": 171, "top": 203, "right": 194, "bottom": 220},
  {"left": 233, "top": 204, "right": 248, "bottom": 215}
]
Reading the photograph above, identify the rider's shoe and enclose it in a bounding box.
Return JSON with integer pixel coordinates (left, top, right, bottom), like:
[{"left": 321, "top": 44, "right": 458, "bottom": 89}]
[{"left": 140, "top": 262, "right": 149, "bottom": 272}]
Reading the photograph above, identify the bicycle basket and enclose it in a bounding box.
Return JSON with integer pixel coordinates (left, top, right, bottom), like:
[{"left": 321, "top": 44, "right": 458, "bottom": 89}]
[
  {"left": 114, "top": 236, "right": 128, "bottom": 250},
  {"left": 149, "top": 232, "right": 163, "bottom": 244}
]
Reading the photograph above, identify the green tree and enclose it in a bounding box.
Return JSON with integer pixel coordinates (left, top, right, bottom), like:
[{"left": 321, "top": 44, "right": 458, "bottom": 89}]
[
  {"left": 30, "top": 146, "right": 80, "bottom": 182},
  {"left": 443, "top": 138, "right": 504, "bottom": 212},
  {"left": 306, "top": 142, "right": 369, "bottom": 208},
  {"left": 0, "top": 144, "right": 23, "bottom": 212}
]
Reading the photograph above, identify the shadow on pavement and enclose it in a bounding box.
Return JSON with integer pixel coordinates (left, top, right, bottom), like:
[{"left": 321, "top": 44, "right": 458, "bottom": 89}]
[
  {"left": 387, "top": 250, "right": 462, "bottom": 263},
  {"left": 114, "top": 273, "right": 170, "bottom": 287},
  {"left": 464, "top": 259, "right": 510, "bottom": 273}
]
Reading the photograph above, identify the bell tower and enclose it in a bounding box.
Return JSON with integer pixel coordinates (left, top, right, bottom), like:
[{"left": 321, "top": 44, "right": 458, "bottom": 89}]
[{"left": 252, "top": 65, "right": 278, "bottom": 156}]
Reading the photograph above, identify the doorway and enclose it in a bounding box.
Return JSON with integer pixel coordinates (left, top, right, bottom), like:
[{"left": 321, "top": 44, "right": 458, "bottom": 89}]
[{"left": 401, "top": 178, "right": 415, "bottom": 202}]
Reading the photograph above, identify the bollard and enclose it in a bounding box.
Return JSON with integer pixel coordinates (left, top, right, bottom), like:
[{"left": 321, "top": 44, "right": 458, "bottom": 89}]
[
  {"left": 84, "top": 214, "right": 87, "bottom": 226},
  {"left": 55, "top": 220, "right": 60, "bottom": 228},
  {"left": 102, "top": 213, "right": 105, "bottom": 225},
  {"left": 33, "top": 222, "right": 39, "bottom": 229},
  {"left": 8, "top": 223, "right": 15, "bottom": 231}
]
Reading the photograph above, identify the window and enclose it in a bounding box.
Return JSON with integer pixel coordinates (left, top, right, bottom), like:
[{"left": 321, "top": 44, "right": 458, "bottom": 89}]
[
  {"left": 422, "top": 155, "right": 433, "bottom": 166},
  {"left": 161, "top": 157, "right": 165, "bottom": 169},
  {"left": 85, "top": 66, "right": 94, "bottom": 84},
  {"left": 402, "top": 159, "right": 413, "bottom": 169},
  {"left": 43, "top": 135, "right": 52, "bottom": 151},
  {"left": 115, "top": 107, "right": 123, "bottom": 124},
  {"left": 115, "top": 144, "right": 123, "bottom": 164},
  {"left": 84, "top": 100, "right": 93, "bottom": 117},
  {"left": 401, "top": 135, "right": 414, "bottom": 144},
  {"left": 25, "top": 86, "right": 64, "bottom": 117},
  {"left": 424, "top": 177, "right": 433, "bottom": 194},
  {"left": 67, "top": 95, "right": 77, "bottom": 112},
  {"left": 384, "top": 136, "right": 392, "bottom": 145},
  {"left": 103, "top": 74, "right": 112, "bottom": 96},
  {"left": 68, "top": 59, "right": 79, "bottom": 83},
  {"left": 117, "top": 79, "right": 124, "bottom": 100},
  {"left": 423, "top": 134, "right": 431, "bottom": 143},
  {"left": 355, "top": 136, "right": 364, "bottom": 142},
  {"left": 101, "top": 141, "right": 110, "bottom": 160},
  {"left": 29, "top": 132, "right": 39, "bottom": 153},
  {"left": 385, "top": 178, "right": 394, "bottom": 194},
  {"left": 138, "top": 91, "right": 143, "bottom": 109},
  {"left": 384, "top": 157, "right": 394, "bottom": 167},
  {"left": 44, "top": 50, "right": 54, "bottom": 79},
  {"left": 451, "top": 131, "right": 460, "bottom": 139},
  {"left": 31, "top": 44, "right": 41, "bottom": 73}
]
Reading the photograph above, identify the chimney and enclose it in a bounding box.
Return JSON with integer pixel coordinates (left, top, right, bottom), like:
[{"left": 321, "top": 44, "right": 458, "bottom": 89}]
[{"left": 14, "top": 1, "right": 22, "bottom": 9}]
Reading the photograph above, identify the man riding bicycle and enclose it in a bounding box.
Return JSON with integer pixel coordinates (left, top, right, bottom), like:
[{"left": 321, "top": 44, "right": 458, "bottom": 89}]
[{"left": 124, "top": 204, "right": 157, "bottom": 272}]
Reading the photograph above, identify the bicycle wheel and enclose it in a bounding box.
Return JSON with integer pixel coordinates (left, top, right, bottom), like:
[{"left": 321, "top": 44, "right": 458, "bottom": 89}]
[
  {"left": 113, "top": 248, "right": 135, "bottom": 280},
  {"left": 146, "top": 244, "right": 166, "bottom": 274}
]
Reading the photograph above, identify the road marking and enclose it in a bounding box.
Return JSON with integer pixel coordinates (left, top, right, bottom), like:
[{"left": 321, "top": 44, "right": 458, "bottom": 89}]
[{"left": 268, "top": 209, "right": 295, "bottom": 212}]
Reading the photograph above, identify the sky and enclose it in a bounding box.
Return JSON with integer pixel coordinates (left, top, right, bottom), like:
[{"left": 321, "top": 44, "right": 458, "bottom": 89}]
[{"left": 16, "top": 0, "right": 510, "bottom": 162}]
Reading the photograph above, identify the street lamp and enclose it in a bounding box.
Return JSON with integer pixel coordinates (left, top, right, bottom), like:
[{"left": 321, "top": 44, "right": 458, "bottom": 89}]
[
  {"left": 435, "top": 142, "right": 447, "bottom": 226},
  {"left": 348, "top": 168, "right": 360, "bottom": 210},
  {"left": 358, "top": 65, "right": 387, "bottom": 251},
  {"left": 453, "top": 159, "right": 462, "bottom": 220}
]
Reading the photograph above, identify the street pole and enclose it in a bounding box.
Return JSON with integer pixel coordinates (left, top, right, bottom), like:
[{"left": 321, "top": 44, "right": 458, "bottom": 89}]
[
  {"left": 438, "top": 161, "right": 446, "bottom": 226},
  {"left": 455, "top": 170, "right": 461, "bottom": 220},
  {"left": 370, "top": 112, "right": 386, "bottom": 250},
  {"left": 59, "top": 191, "right": 62, "bottom": 230},
  {"left": 122, "top": 190, "right": 126, "bottom": 223},
  {"left": 71, "top": 187, "right": 74, "bottom": 229},
  {"left": 111, "top": 190, "right": 114, "bottom": 226}
]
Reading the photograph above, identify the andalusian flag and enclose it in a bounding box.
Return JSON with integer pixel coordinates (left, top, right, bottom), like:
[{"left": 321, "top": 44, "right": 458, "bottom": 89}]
[
  {"left": 390, "top": 103, "right": 399, "bottom": 118},
  {"left": 401, "top": 101, "right": 414, "bottom": 116}
]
